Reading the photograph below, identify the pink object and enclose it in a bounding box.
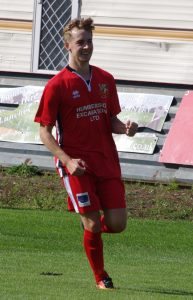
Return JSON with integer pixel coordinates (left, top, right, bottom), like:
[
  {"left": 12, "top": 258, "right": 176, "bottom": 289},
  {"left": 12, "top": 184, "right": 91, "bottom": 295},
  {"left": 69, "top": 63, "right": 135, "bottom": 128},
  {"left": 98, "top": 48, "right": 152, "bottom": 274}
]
[{"left": 159, "top": 90, "right": 193, "bottom": 166}]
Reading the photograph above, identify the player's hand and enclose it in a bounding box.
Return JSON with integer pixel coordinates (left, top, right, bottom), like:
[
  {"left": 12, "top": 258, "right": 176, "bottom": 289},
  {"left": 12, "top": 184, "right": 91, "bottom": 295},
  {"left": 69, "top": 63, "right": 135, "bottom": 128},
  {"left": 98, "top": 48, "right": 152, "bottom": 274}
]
[
  {"left": 66, "top": 158, "right": 86, "bottom": 176},
  {"left": 125, "top": 121, "right": 138, "bottom": 137}
]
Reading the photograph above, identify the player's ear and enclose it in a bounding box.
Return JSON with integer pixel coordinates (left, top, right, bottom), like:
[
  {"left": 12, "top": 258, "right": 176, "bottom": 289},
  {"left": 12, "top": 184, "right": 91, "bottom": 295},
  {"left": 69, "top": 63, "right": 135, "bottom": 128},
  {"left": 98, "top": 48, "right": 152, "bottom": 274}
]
[{"left": 64, "top": 41, "right": 70, "bottom": 51}]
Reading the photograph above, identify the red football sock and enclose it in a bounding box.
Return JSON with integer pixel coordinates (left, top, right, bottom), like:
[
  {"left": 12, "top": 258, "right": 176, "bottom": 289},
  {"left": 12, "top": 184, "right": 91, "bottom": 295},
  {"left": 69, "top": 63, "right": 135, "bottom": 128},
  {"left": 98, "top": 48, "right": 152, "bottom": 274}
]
[
  {"left": 83, "top": 229, "right": 108, "bottom": 283},
  {"left": 100, "top": 215, "right": 115, "bottom": 233}
]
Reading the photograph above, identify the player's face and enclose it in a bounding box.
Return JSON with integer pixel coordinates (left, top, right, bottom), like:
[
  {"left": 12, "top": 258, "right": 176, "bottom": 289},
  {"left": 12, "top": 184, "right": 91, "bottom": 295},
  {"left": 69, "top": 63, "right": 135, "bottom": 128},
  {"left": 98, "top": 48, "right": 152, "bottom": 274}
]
[{"left": 66, "top": 28, "right": 93, "bottom": 64}]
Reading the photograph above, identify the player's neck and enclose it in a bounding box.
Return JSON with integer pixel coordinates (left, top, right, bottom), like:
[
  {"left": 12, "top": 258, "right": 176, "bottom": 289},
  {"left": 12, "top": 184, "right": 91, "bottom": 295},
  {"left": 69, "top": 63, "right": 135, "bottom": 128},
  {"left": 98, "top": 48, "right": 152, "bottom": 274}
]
[{"left": 68, "top": 61, "right": 91, "bottom": 81}]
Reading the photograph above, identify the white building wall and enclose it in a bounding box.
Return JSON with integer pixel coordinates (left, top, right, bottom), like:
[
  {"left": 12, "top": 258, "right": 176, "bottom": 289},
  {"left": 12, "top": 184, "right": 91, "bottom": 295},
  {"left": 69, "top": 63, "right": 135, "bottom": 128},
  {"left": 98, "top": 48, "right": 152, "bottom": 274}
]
[
  {"left": 81, "top": 0, "right": 193, "bottom": 84},
  {"left": 0, "top": 0, "right": 193, "bottom": 84},
  {"left": 81, "top": 0, "right": 193, "bottom": 29},
  {"left": 91, "top": 37, "right": 193, "bottom": 84},
  {"left": 0, "top": 30, "right": 32, "bottom": 72},
  {"left": 0, "top": 0, "right": 34, "bottom": 72},
  {"left": 0, "top": 0, "right": 34, "bottom": 20}
]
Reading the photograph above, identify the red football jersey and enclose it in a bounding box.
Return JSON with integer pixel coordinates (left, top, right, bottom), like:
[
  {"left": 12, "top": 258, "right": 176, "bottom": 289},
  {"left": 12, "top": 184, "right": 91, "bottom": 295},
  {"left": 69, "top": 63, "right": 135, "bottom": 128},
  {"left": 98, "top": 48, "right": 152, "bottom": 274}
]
[{"left": 35, "top": 65, "right": 121, "bottom": 178}]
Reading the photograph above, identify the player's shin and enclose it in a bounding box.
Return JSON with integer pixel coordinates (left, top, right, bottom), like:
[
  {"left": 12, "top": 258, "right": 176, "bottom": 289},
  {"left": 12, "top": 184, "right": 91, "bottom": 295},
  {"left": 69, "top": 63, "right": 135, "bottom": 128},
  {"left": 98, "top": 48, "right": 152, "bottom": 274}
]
[{"left": 83, "top": 229, "right": 108, "bottom": 283}]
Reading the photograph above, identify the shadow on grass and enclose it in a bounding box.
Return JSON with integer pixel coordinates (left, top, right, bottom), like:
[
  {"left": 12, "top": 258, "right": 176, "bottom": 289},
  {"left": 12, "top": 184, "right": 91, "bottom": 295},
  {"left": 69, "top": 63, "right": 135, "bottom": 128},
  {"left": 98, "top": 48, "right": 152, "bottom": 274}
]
[
  {"left": 40, "top": 272, "right": 63, "bottom": 276},
  {"left": 122, "top": 286, "right": 193, "bottom": 297}
]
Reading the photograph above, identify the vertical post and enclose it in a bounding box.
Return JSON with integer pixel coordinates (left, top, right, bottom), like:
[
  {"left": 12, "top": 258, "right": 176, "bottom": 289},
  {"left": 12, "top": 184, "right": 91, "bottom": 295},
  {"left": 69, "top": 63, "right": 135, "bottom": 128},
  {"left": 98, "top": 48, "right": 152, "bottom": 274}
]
[
  {"left": 71, "top": 0, "right": 81, "bottom": 19},
  {"left": 31, "top": 0, "right": 43, "bottom": 72}
]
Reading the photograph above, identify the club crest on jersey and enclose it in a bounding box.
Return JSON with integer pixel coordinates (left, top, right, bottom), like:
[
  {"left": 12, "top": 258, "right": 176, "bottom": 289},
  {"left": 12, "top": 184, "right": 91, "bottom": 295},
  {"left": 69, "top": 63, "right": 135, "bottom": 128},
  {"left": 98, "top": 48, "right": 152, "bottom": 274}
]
[
  {"left": 77, "top": 192, "right": 91, "bottom": 207},
  {"left": 98, "top": 84, "right": 109, "bottom": 99},
  {"left": 72, "top": 90, "right": 80, "bottom": 99}
]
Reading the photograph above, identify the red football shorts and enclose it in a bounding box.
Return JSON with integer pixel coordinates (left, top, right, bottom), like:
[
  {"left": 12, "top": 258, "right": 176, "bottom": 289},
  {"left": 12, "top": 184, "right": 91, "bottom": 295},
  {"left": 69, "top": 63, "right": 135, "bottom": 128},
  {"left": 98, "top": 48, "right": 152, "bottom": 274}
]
[{"left": 60, "top": 172, "right": 126, "bottom": 214}]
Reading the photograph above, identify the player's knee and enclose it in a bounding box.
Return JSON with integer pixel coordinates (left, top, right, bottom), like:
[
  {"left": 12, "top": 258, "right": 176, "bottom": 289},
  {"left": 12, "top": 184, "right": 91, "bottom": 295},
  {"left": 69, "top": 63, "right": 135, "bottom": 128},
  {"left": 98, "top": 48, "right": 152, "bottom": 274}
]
[
  {"left": 82, "top": 218, "right": 101, "bottom": 233},
  {"left": 88, "top": 222, "right": 101, "bottom": 233},
  {"left": 81, "top": 211, "right": 101, "bottom": 233},
  {"left": 108, "top": 219, "right": 127, "bottom": 233},
  {"left": 114, "top": 221, "right": 127, "bottom": 233}
]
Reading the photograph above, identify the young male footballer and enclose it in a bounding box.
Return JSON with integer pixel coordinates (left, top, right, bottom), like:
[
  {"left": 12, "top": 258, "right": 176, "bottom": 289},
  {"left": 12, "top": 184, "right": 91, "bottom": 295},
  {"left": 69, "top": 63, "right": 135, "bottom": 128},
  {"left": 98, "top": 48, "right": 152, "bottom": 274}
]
[{"left": 35, "top": 17, "right": 138, "bottom": 289}]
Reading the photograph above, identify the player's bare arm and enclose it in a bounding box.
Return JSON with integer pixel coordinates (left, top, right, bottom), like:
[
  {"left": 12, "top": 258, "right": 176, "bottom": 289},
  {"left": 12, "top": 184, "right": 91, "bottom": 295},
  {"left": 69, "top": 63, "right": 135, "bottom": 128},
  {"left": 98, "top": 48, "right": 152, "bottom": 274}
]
[
  {"left": 111, "top": 116, "right": 138, "bottom": 137},
  {"left": 39, "top": 124, "right": 86, "bottom": 176}
]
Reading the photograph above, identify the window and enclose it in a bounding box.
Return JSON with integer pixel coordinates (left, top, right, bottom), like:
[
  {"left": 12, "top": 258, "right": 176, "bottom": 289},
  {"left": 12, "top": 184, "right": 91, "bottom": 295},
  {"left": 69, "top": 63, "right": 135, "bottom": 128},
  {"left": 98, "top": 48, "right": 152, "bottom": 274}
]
[{"left": 32, "top": 0, "right": 80, "bottom": 73}]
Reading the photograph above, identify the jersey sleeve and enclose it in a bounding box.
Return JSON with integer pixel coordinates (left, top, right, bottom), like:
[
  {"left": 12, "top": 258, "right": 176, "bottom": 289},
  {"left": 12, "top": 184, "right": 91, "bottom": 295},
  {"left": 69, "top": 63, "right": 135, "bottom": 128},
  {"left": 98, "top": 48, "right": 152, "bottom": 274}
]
[
  {"left": 34, "top": 81, "right": 61, "bottom": 126},
  {"left": 109, "top": 76, "right": 121, "bottom": 117}
]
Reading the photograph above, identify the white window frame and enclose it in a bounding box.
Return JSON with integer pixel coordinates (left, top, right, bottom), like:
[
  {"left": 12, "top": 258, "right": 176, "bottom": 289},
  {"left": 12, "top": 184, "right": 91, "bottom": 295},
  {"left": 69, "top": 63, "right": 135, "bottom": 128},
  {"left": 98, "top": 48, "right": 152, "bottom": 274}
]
[{"left": 31, "top": 0, "right": 80, "bottom": 74}]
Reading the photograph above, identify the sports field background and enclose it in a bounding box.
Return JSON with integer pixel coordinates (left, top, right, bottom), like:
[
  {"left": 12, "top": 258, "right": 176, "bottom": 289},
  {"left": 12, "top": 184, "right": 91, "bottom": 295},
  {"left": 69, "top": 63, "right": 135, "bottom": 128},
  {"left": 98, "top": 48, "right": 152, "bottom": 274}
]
[
  {"left": 1, "top": 166, "right": 193, "bottom": 299},
  {"left": 1, "top": 208, "right": 193, "bottom": 300}
]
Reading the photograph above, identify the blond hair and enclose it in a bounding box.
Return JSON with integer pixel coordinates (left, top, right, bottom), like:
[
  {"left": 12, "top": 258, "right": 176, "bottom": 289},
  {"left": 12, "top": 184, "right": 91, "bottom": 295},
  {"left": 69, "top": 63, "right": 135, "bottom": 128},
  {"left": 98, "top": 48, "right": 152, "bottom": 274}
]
[{"left": 64, "top": 17, "right": 95, "bottom": 42}]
